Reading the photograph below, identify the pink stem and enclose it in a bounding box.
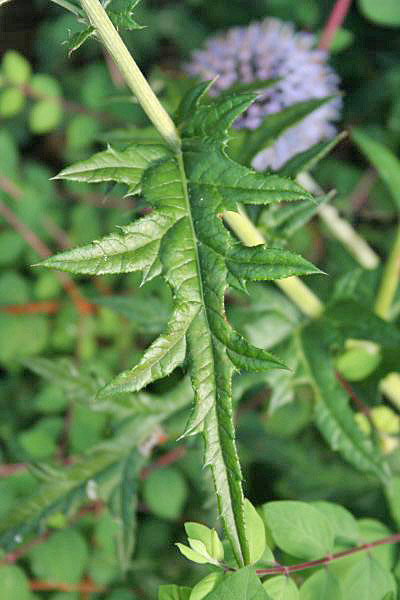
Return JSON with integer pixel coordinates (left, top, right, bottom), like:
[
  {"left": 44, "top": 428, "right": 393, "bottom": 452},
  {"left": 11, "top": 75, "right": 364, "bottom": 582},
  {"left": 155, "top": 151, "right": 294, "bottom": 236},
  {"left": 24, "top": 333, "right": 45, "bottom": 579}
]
[
  {"left": 319, "top": 0, "right": 353, "bottom": 51},
  {"left": 256, "top": 533, "right": 400, "bottom": 575}
]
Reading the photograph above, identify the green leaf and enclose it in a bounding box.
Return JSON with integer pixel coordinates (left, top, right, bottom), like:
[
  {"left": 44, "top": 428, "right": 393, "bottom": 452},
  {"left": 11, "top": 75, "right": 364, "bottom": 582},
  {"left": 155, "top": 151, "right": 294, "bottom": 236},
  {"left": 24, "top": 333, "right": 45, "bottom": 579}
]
[
  {"left": 176, "top": 543, "right": 210, "bottom": 565},
  {"left": 159, "top": 585, "right": 192, "bottom": 600},
  {"left": 143, "top": 467, "right": 188, "bottom": 521},
  {"left": 67, "top": 27, "right": 96, "bottom": 55},
  {"left": 29, "top": 99, "right": 63, "bottom": 134},
  {"left": 42, "top": 85, "right": 318, "bottom": 567},
  {"left": 279, "top": 133, "right": 347, "bottom": 178},
  {"left": 0, "top": 87, "right": 25, "bottom": 117},
  {"left": 262, "top": 501, "right": 334, "bottom": 560},
  {"left": 0, "top": 565, "right": 31, "bottom": 600},
  {"left": 2, "top": 50, "right": 31, "bottom": 84},
  {"left": 357, "top": 0, "right": 400, "bottom": 26},
  {"left": 29, "top": 529, "right": 88, "bottom": 584},
  {"left": 184, "top": 522, "right": 224, "bottom": 562},
  {"left": 244, "top": 499, "right": 266, "bottom": 565},
  {"left": 263, "top": 576, "right": 299, "bottom": 600},
  {"left": 241, "top": 97, "right": 334, "bottom": 164},
  {"left": 110, "top": 448, "right": 146, "bottom": 572},
  {"left": 53, "top": 143, "right": 169, "bottom": 193},
  {"left": 297, "top": 324, "right": 390, "bottom": 482},
  {"left": 342, "top": 556, "right": 396, "bottom": 600},
  {"left": 352, "top": 128, "right": 400, "bottom": 209},
  {"left": 311, "top": 501, "right": 359, "bottom": 546},
  {"left": 0, "top": 387, "right": 191, "bottom": 550},
  {"left": 205, "top": 567, "right": 270, "bottom": 600},
  {"left": 189, "top": 573, "right": 224, "bottom": 600},
  {"left": 299, "top": 570, "right": 342, "bottom": 600}
]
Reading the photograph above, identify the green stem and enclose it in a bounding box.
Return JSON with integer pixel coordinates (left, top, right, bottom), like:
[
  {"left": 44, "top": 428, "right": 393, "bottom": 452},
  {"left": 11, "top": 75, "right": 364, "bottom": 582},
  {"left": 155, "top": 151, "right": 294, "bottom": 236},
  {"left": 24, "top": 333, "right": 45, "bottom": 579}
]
[
  {"left": 79, "top": 0, "right": 180, "bottom": 149},
  {"left": 223, "top": 210, "right": 324, "bottom": 318},
  {"left": 297, "top": 172, "right": 380, "bottom": 270},
  {"left": 375, "top": 225, "right": 400, "bottom": 320}
]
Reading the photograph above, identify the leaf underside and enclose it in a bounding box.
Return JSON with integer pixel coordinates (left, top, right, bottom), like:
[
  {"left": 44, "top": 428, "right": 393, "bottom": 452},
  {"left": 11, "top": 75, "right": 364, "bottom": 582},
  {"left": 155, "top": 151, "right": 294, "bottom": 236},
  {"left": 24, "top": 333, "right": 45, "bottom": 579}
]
[{"left": 41, "top": 83, "right": 319, "bottom": 566}]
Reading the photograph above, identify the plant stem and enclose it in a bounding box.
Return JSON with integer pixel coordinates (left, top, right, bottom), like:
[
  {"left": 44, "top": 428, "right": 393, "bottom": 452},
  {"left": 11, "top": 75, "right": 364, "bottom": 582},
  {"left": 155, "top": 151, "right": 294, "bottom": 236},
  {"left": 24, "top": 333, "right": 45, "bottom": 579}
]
[
  {"left": 79, "top": 0, "right": 180, "bottom": 149},
  {"left": 256, "top": 532, "right": 400, "bottom": 576},
  {"left": 223, "top": 210, "right": 324, "bottom": 318},
  {"left": 319, "top": 0, "right": 354, "bottom": 51},
  {"left": 374, "top": 225, "right": 400, "bottom": 320},
  {"left": 297, "top": 172, "right": 380, "bottom": 270}
]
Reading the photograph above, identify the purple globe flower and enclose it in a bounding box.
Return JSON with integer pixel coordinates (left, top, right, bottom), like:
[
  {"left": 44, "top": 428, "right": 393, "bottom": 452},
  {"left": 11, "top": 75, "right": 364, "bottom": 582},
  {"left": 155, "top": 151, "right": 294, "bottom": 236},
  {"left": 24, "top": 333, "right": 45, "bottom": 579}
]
[{"left": 184, "top": 18, "right": 342, "bottom": 170}]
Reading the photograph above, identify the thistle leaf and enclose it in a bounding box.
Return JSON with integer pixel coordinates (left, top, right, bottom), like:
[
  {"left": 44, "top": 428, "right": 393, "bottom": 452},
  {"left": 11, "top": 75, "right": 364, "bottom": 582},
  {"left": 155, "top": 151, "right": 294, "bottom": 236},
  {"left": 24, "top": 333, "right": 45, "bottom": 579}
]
[{"left": 41, "top": 84, "right": 320, "bottom": 567}]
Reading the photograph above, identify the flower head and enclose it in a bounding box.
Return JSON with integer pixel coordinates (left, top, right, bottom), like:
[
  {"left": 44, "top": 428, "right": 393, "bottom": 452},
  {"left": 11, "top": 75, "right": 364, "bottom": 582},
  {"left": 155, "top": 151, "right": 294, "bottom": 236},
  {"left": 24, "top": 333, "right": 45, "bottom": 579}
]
[{"left": 185, "top": 18, "right": 341, "bottom": 170}]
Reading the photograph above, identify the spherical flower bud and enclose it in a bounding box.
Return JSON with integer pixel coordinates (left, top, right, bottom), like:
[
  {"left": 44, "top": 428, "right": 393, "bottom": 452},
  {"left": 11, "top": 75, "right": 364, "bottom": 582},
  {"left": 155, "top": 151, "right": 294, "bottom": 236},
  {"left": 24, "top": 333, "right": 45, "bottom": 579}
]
[{"left": 184, "top": 18, "right": 342, "bottom": 170}]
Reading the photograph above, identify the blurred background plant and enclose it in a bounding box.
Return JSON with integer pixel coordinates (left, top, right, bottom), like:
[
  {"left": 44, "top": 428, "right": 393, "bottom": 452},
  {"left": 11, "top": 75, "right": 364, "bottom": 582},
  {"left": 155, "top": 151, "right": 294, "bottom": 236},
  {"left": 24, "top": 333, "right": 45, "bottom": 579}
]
[{"left": 1, "top": 1, "right": 400, "bottom": 599}]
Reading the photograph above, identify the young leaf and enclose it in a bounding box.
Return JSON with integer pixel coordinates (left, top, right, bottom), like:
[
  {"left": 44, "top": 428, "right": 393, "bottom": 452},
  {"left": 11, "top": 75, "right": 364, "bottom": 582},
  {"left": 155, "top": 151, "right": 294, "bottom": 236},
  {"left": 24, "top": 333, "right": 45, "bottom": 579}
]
[
  {"left": 262, "top": 501, "right": 334, "bottom": 560},
  {"left": 41, "top": 85, "right": 319, "bottom": 566},
  {"left": 184, "top": 522, "right": 224, "bottom": 562}
]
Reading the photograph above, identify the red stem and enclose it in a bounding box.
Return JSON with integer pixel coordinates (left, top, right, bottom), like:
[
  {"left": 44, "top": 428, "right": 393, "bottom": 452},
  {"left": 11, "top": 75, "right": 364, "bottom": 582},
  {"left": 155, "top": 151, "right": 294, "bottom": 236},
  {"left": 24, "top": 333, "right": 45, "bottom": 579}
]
[
  {"left": 319, "top": 0, "right": 353, "bottom": 51},
  {"left": 256, "top": 533, "right": 400, "bottom": 575}
]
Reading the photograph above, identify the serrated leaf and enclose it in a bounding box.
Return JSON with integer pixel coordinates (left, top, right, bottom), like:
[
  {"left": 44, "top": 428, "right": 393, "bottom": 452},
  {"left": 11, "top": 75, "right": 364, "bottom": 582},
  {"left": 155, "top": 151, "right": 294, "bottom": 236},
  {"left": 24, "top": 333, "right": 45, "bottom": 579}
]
[
  {"left": 241, "top": 97, "right": 334, "bottom": 165},
  {"left": 108, "top": 0, "right": 145, "bottom": 31},
  {"left": 53, "top": 143, "right": 169, "bottom": 195},
  {"left": 279, "top": 133, "right": 347, "bottom": 178},
  {"left": 110, "top": 448, "right": 145, "bottom": 572},
  {"left": 297, "top": 324, "right": 390, "bottom": 482},
  {"left": 42, "top": 85, "right": 319, "bottom": 567},
  {"left": 67, "top": 27, "right": 96, "bottom": 56}
]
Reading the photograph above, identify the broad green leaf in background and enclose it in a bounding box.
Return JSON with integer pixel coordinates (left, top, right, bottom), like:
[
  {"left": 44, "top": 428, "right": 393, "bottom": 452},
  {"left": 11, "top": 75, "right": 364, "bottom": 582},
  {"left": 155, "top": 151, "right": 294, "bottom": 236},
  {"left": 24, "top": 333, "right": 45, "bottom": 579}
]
[
  {"left": 205, "top": 567, "right": 271, "bottom": 600},
  {"left": 0, "top": 565, "right": 31, "bottom": 600},
  {"left": 262, "top": 501, "right": 334, "bottom": 560},
  {"left": 159, "top": 585, "right": 192, "bottom": 600},
  {"left": 297, "top": 324, "right": 390, "bottom": 482},
  {"left": 189, "top": 572, "right": 225, "bottom": 600},
  {"left": 263, "top": 576, "right": 299, "bottom": 600},
  {"left": 244, "top": 499, "right": 266, "bottom": 564},
  {"left": 342, "top": 555, "right": 396, "bottom": 600},
  {"left": 299, "top": 570, "right": 342, "bottom": 600},
  {"left": 29, "top": 529, "right": 88, "bottom": 584},
  {"left": 42, "top": 83, "right": 318, "bottom": 566},
  {"left": 311, "top": 501, "right": 359, "bottom": 546},
  {"left": 352, "top": 128, "right": 400, "bottom": 209},
  {"left": 143, "top": 467, "right": 188, "bottom": 521},
  {"left": 358, "top": 0, "right": 400, "bottom": 26}
]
